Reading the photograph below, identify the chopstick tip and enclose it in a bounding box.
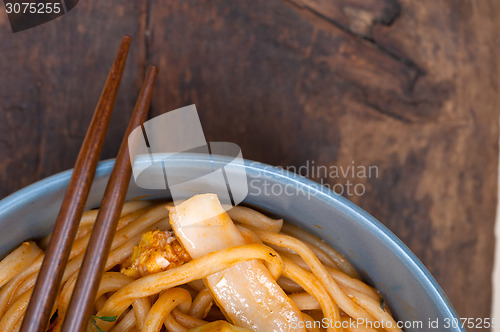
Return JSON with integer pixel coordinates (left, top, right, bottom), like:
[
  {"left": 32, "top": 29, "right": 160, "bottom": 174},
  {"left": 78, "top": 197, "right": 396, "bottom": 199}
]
[
  {"left": 146, "top": 65, "right": 159, "bottom": 75},
  {"left": 121, "top": 35, "right": 133, "bottom": 44}
]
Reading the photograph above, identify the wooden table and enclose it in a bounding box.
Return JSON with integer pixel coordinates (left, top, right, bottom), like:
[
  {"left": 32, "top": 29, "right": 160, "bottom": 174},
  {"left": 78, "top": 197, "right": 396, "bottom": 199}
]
[{"left": 0, "top": 0, "right": 498, "bottom": 325}]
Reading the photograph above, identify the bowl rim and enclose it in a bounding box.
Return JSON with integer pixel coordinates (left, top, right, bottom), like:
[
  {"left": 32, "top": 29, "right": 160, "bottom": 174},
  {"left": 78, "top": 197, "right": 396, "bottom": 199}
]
[{"left": 0, "top": 155, "right": 462, "bottom": 328}]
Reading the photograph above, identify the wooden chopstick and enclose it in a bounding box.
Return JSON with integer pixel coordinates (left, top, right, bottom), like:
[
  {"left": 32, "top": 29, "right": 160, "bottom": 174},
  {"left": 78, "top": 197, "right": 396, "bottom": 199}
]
[
  {"left": 20, "top": 36, "right": 132, "bottom": 332},
  {"left": 62, "top": 65, "right": 159, "bottom": 332}
]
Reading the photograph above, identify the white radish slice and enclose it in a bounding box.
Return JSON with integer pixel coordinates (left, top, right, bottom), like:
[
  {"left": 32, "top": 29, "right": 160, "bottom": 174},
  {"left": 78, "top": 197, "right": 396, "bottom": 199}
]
[{"left": 169, "top": 194, "right": 306, "bottom": 332}]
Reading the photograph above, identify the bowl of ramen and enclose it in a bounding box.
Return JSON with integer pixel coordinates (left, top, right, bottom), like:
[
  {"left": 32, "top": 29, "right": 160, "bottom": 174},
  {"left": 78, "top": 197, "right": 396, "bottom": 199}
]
[{"left": 0, "top": 154, "right": 462, "bottom": 331}]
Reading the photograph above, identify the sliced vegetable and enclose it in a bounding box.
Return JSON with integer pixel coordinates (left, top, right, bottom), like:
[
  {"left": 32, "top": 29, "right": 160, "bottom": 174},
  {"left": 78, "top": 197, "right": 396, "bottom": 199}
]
[
  {"left": 169, "top": 194, "right": 306, "bottom": 332},
  {"left": 188, "top": 320, "right": 252, "bottom": 332}
]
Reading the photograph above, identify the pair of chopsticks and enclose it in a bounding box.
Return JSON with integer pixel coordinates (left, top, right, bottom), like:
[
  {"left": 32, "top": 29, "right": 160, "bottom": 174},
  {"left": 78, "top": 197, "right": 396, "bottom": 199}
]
[{"left": 20, "top": 36, "right": 159, "bottom": 332}]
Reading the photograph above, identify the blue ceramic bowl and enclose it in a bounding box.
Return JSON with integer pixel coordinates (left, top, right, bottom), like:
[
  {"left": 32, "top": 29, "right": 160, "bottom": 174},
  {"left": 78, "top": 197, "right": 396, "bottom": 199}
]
[{"left": 0, "top": 155, "right": 462, "bottom": 331}]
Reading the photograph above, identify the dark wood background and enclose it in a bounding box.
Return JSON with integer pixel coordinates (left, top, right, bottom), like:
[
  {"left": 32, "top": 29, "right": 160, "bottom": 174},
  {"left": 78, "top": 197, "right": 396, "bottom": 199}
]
[{"left": 0, "top": 0, "right": 498, "bottom": 325}]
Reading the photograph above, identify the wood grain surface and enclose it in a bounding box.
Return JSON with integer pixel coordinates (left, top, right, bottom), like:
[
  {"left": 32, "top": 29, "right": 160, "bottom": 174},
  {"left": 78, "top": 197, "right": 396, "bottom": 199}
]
[{"left": 0, "top": 0, "right": 498, "bottom": 325}]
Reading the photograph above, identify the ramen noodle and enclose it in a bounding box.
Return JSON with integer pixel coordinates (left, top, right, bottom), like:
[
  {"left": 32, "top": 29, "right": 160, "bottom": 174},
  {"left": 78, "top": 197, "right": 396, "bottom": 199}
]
[{"left": 0, "top": 194, "right": 401, "bottom": 332}]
